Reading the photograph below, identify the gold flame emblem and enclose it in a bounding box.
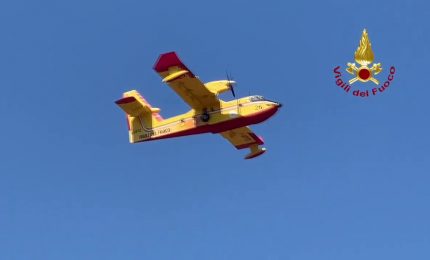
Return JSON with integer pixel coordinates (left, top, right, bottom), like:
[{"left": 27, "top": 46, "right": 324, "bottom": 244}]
[{"left": 346, "top": 29, "right": 382, "bottom": 84}]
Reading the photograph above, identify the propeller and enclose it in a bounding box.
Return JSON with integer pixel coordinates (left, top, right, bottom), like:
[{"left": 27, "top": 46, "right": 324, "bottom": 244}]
[
  {"left": 226, "top": 71, "right": 240, "bottom": 114},
  {"left": 226, "top": 71, "right": 236, "bottom": 98}
]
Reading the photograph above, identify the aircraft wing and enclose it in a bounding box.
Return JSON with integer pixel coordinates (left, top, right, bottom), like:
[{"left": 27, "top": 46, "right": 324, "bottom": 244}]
[
  {"left": 220, "top": 127, "right": 267, "bottom": 159},
  {"left": 153, "top": 52, "right": 220, "bottom": 110}
]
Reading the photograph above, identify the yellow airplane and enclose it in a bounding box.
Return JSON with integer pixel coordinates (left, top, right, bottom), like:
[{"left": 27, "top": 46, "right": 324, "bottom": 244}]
[{"left": 115, "top": 52, "right": 282, "bottom": 159}]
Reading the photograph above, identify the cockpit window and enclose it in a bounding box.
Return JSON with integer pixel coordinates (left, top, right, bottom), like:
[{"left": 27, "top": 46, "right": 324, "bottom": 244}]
[{"left": 250, "top": 95, "right": 264, "bottom": 102}]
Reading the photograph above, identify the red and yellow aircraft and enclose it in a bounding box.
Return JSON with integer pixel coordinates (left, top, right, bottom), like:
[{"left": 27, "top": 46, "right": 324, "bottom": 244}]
[{"left": 115, "top": 52, "right": 282, "bottom": 159}]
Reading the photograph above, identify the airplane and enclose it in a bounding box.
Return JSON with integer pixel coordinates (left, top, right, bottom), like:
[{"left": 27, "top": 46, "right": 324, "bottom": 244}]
[{"left": 115, "top": 52, "right": 282, "bottom": 159}]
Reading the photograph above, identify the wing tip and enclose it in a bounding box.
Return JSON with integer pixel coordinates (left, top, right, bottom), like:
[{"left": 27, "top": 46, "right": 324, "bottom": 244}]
[
  {"left": 115, "top": 96, "right": 136, "bottom": 105},
  {"left": 153, "top": 51, "right": 185, "bottom": 73},
  {"left": 245, "top": 146, "right": 266, "bottom": 159}
]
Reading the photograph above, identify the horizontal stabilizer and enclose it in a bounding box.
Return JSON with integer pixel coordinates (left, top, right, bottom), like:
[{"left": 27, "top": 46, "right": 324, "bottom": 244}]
[
  {"left": 115, "top": 90, "right": 162, "bottom": 120},
  {"left": 115, "top": 96, "right": 148, "bottom": 117}
]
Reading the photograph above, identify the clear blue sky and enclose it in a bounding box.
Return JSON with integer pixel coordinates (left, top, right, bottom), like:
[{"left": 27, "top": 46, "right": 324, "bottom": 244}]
[{"left": 1, "top": 0, "right": 429, "bottom": 259}]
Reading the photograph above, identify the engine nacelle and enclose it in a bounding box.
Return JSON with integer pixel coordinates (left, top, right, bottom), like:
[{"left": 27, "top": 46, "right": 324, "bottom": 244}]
[{"left": 204, "top": 80, "right": 235, "bottom": 95}]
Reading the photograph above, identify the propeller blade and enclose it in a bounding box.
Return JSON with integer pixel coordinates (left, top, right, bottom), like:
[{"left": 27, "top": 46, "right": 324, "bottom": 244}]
[
  {"left": 230, "top": 82, "right": 236, "bottom": 97},
  {"left": 226, "top": 71, "right": 236, "bottom": 97}
]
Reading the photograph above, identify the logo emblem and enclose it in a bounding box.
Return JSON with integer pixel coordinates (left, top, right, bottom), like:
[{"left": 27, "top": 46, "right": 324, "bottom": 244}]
[
  {"left": 346, "top": 29, "right": 382, "bottom": 84},
  {"left": 333, "top": 29, "right": 396, "bottom": 98}
]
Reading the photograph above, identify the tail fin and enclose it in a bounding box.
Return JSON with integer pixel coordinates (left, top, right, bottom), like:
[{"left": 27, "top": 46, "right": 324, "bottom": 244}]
[{"left": 115, "top": 90, "right": 163, "bottom": 143}]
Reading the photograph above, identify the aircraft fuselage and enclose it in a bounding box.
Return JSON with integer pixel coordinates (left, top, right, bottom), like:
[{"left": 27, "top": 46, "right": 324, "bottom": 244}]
[{"left": 131, "top": 96, "right": 282, "bottom": 143}]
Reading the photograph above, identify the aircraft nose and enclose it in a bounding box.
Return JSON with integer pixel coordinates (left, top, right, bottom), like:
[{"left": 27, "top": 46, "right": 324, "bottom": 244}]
[{"left": 277, "top": 102, "right": 282, "bottom": 108}]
